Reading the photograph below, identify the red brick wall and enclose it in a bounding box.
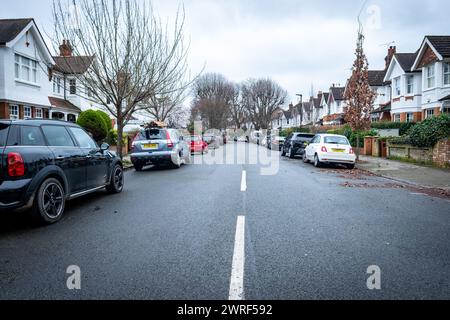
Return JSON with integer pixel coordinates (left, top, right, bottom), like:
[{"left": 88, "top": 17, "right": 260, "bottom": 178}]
[
  {"left": 0, "top": 102, "right": 8, "bottom": 119},
  {"left": 433, "top": 140, "right": 450, "bottom": 167}
]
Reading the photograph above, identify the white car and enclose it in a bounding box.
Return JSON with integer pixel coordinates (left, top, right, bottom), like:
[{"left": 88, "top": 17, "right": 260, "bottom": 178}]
[{"left": 303, "top": 134, "right": 356, "bottom": 169}]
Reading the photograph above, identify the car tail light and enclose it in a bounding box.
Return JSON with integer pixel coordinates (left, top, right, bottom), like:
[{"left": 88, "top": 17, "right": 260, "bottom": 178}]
[
  {"left": 321, "top": 146, "right": 328, "bottom": 153},
  {"left": 8, "top": 152, "right": 25, "bottom": 177},
  {"left": 349, "top": 148, "right": 354, "bottom": 154},
  {"left": 166, "top": 131, "right": 174, "bottom": 148}
]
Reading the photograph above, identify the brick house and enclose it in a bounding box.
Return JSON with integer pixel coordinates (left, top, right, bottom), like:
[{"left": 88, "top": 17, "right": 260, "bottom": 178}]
[{"left": 411, "top": 36, "right": 450, "bottom": 119}]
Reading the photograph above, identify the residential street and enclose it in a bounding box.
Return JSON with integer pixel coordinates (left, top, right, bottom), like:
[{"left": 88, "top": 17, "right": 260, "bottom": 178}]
[{"left": 1, "top": 142, "right": 449, "bottom": 300}]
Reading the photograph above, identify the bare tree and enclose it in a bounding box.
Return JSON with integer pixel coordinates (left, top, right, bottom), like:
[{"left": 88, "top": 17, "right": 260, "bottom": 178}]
[
  {"left": 241, "top": 78, "right": 288, "bottom": 130},
  {"left": 192, "top": 73, "right": 235, "bottom": 130},
  {"left": 52, "top": 0, "right": 192, "bottom": 158},
  {"left": 229, "top": 83, "right": 246, "bottom": 129}
]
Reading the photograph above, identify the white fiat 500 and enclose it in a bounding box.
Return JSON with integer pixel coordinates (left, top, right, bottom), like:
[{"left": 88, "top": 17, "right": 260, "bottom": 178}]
[{"left": 303, "top": 134, "right": 356, "bottom": 169}]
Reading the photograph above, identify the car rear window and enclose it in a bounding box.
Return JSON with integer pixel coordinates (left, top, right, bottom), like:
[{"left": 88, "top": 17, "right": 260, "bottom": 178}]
[
  {"left": 0, "top": 123, "right": 9, "bottom": 147},
  {"left": 324, "top": 136, "right": 349, "bottom": 145},
  {"left": 295, "top": 134, "right": 314, "bottom": 141},
  {"left": 138, "top": 129, "right": 167, "bottom": 140},
  {"left": 190, "top": 136, "right": 200, "bottom": 142}
]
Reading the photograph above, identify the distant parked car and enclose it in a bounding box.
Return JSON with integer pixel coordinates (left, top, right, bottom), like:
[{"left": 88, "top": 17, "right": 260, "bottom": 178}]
[
  {"left": 188, "top": 135, "right": 209, "bottom": 154},
  {"left": 303, "top": 134, "right": 356, "bottom": 169},
  {"left": 268, "top": 136, "right": 285, "bottom": 151},
  {"left": 282, "top": 133, "right": 315, "bottom": 158},
  {"left": 0, "top": 119, "right": 124, "bottom": 224},
  {"left": 130, "top": 127, "right": 191, "bottom": 170},
  {"left": 203, "top": 134, "right": 220, "bottom": 149}
]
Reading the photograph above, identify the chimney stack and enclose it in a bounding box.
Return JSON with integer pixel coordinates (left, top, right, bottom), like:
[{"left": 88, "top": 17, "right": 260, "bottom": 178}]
[
  {"left": 385, "top": 45, "right": 396, "bottom": 69},
  {"left": 59, "top": 40, "right": 73, "bottom": 57}
]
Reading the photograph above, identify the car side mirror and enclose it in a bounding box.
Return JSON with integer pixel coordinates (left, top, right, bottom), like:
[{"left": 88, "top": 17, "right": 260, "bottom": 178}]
[{"left": 101, "top": 143, "right": 110, "bottom": 152}]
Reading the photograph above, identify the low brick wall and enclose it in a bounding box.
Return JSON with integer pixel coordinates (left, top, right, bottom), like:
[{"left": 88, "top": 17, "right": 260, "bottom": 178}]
[
  {"left": 387, "top": 144, "right": 433, "bottom": 162},
  {"left": 387, "top": 140, "right": 450, "bottom": 167},
  {"left": 433, "top": 139, "right": 450, "bottom": 167}
]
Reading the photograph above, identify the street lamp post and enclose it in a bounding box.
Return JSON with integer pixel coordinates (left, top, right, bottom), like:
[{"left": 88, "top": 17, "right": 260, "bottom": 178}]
[{"left": 296, "top": 94, "right": 303, "bottom": 127}]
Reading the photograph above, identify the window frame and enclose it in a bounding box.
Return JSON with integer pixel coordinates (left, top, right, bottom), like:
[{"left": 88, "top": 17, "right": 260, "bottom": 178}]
[
  {"left": 24, "top": 106, "right": 32, "bottom": 119},
  {"left": 9, "top": 105, "right": 19, "bottom": 120},
  {"left": 426, "top": 109, "right": 434, "bottom": 119},
  {"left": 393, "top": 114, "right": 401, "bottom": 122},
  {"left": 14, "top": 53, "right": 38, "bottom": 84},
  {"left": 406, "top": 113, "right": 414, "bottom": 123},
  {"left": 406, "top": 76, "right": 414, "bottom": 95},
  {"left": 444, "top": 62, "right": 450, "bottom": 86},
  {"left": 425, "top": 65, "right": 435, "bottom": 89},
  {"left": 69, "top": 79, "right": 77, "bottom": 95},
  {"left": 53, "top": 76, "right": 62, "bottom": 94},
  {"left": 68, "top": 127, "right": 98, "bottom": 149},
  {"left": 35, "top": 108, "right": 43, "bottom": 119},
  {"left": 394, "top": 77, "right": 401, "bottom": 96},
  {"left": 41, "top": 125, "right": 76, "bottom": 147}
]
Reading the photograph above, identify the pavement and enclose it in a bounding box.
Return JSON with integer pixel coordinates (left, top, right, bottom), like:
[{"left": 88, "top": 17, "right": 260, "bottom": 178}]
[
  {"left": 358, "top": 155, "right": 450, "bottom": 192},
  {"left": 0, "top": 142, "right": 450, "bottom": 299}
]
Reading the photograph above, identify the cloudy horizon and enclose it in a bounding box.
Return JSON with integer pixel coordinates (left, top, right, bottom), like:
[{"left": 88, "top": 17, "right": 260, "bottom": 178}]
[{"left": 1, "top": 0, "right": 449, "bottom": 106}]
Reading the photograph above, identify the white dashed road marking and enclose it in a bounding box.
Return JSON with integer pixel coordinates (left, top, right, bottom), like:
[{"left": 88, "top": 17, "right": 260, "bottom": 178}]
[
  {"left": 229, "top": 216, "right": 246, "bottom": 300},
  {"left": 241, "top": 170, "right": 247, "bottom": 192}
]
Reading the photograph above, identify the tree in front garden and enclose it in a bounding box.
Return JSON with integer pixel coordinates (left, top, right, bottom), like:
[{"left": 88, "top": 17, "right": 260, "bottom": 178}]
[
  {"left": 52, "top": 0, "right": 193, "bottom": 159},
  {"left": 77, "top": 110, "right": 108, "bottom": 142},
  {"left": 344, "top": 28, "right": 376, "bottom": 161}
]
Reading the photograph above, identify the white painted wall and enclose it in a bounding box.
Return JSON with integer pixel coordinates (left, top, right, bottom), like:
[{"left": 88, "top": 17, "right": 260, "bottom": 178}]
[{"left": 420, "top": 61, "right": 450, "bottom": 110}]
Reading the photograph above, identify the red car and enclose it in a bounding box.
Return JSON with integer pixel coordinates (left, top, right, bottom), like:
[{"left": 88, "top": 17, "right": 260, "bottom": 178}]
[{"left": 189, "top": 135, "right": 208, "bottom": 154}]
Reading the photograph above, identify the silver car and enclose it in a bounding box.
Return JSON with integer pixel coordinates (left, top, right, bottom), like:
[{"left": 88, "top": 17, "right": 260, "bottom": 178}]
[{"left": 130, "top": 128, "right": 191, "bottom": 171}]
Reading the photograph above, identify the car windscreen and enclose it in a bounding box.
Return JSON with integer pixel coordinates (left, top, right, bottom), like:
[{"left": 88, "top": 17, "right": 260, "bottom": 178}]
[
  {"left": 138, "top": 129, "right": 167, "bottom": 140},
  {"left": 324, "top": 136, "right": 349, "bottom": 145},
  {"left": 203, "top": 136, "right": 214, "bottom": 142},
  {"left": 0, "top": 123, "right": 9, "bottom": 147},
  {"left": 190, "top": 136, "right": 200, "bottom": 142}
]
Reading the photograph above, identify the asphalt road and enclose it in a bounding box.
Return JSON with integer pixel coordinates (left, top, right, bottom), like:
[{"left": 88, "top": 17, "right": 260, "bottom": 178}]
[{"left": 1, "top": 142, "right": 450, "bottom": 299}]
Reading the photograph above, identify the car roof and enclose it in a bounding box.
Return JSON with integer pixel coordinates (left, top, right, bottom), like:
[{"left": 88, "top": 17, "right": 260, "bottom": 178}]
[
  {"left": 317, "top": 134, "right": 348, "bottom": 138},
  {"left": 0, "top": 119, "right": 79, "bottom": 127}
]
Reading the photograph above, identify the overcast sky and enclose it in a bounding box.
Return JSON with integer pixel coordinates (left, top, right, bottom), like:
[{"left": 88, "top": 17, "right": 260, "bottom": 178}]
[{"left": 1, "top": 0, "right": 449, "bottom": 105}]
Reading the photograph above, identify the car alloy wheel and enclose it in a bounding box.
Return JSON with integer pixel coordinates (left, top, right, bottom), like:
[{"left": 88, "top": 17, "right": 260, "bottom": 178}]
[
  {"left": 113, "top": 166, "right": 124, "bottom": 191},
  {"left": 314, "top": 154, "right": 321, "bottom": 168},
  {"left": 303, "top": 153, "right": 309, "bottom": 163},
  {"left": 42, "top": 182, "right": 64, "bottom": 219}
]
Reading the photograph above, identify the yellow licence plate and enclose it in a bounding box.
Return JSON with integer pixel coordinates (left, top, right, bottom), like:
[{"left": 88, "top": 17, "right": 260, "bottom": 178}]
[
  {"left": 332, "top": 149, "right": 345, "bottom": 153},
  {"left": 143, "top": 144, "right": 158, "bottom": 149}
]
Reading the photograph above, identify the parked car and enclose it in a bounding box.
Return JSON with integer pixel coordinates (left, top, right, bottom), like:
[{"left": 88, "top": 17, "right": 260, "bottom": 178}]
[
  {"left": 303, "top": 134, "right": 356, "bottom": 169},
  {"left": 130, "top": 127, "right": 191, "bottom": 170},
  {"left": 282, "top": 133, "right": 315, "bottom": 158},
  {"left": 0, "top": 119, "right": 124, "bottom": 224},
  {"left": 188, "top": 135, "right": 209, "bottom": 154},
  {"left": 203, "top": 134, "right": 220, "bottom": 149},
  {"left": 268, "top": 135, "right": 285, "bottom": 151}
]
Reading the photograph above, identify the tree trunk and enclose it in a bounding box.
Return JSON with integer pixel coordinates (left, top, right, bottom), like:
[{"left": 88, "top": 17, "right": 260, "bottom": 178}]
[
  {"left": 356, "top": 134, "right": 360, "bottom": 162},
  {"left": 116, "top": 111, "right": 124, "bottom": 160}
]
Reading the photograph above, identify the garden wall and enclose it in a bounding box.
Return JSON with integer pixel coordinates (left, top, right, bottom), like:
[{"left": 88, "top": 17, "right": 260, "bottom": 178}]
[{"left": 387, "top": 139, "right": 450, "bottom": 167}]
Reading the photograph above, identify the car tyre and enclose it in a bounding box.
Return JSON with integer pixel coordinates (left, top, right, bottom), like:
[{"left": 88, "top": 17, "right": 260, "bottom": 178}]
[
  {"left": 288, "top": 147, "right": 295, "bottom": 159},
  {"left": 281, "top": 147, "right": 286, "bottom": 157},
  {"left": 106, "top": 164, "right": 124, "bottom": 194},
  {"left": 30, "top": 178, "right": 66, "bottom": 225},
  {"left": 134, "top": 163, "right": 143, "bottom": 171},
  {"left": 314, "top": 154, "right": 322, "bottom": 168},
  {"left": 346, "top": 163, "right": 355, "bottom": 170},
  {"left": 303, "top": 153, "right": 309, "bottom": 163},
  {"left": 172, "top": 153, "right": 182, "bottom": 169}
]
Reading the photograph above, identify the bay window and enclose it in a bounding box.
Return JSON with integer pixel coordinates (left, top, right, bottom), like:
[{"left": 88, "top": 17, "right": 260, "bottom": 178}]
[
  {"left": 406, "top": 76, "right": 414, "bottom": 94},
  {"left": 394, "top": 77, "right": 401, "bottom": 96},
  {"left": 444, "top": 62, "right": 450, "bottom": 86}
]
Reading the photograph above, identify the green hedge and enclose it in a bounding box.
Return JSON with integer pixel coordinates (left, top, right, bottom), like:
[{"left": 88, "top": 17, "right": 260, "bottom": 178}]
[
  {"left": 406, "top": 114, "right": 450, "bottom": 147},
  {"left": 371, "top": 122, "right": 416, "bottom": 136},
  {"left": 96, "top": 110, "right": 113, "bottom": 132},
  {"left": 77, "top": 110, "right": 108, "bottom": 142}
]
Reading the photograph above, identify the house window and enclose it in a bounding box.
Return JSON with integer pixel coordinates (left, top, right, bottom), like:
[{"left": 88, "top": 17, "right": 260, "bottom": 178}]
[
  {"left": 14, "top": 54, "right": 38, "bottom": 83},
  {"left": 393, "top": 114, "right": 400, "bottom": 122},
  {"left": 69, "top": 79, "right": 77, "bottom": 95},
  {"left": 24, "top": 106, "right": 32, "bottom": 119},
  {"left": 9, "top": 105, "right": 19, "bottom": 120},
  {"left": 444, "top": 62, "right": 450, "bottom": 86},
  {"left": 426, "top": 109, "right": 434, "bottom": 119},
  {"left": 53, "top": 77, "right": 62, "bottom": 94},
  {"left": 425, "top": 65, "right": 435, "bottom": 89},
  {"left": 406, "top": 113, "right": 414, "bottom": 122},
  {"left": 35, "top": 108, "right": 43, "bottom": 119},
  {"left": 87, "top": 85, "right": 95, "bottom": 98},
  {"left": 394, "top": 77, "right": 401, "bottom": 96},
  {"left": 406, "top": 76, "right": 414, "bottom": 94}
]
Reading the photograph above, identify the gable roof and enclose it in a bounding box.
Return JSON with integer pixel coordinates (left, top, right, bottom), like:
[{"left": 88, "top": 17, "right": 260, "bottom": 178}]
[
  {"left": 412, "top": 36, "right": 450, "bottom": 70},
  {"left": 329, "top": 87, "right": 345, "bottom": 101},
  {"left": 368, "top": 70, "right": 386, "bottom": 87},
  {"left": 48, "top": 96, "right": 81, "bottom": 113},
  {"left": 321, "top": 92, "right": 329, "bottom": 104},
  {"left": 283, "top": 110, "right": 292, "bottom": 119},
  {"left": 395, "top": 53, "right": 418, "bottom": 72},
  {"left": 53, "top": 56, "right": 95, "bottom": 74},
  {"left": 0, "top": 18, "right": 33, "bottom": 45}
]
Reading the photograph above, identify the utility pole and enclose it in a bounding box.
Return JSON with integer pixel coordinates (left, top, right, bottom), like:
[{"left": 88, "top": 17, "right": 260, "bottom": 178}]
[{"left": 296, "top": 94, "right": 303, "bottom": 128}]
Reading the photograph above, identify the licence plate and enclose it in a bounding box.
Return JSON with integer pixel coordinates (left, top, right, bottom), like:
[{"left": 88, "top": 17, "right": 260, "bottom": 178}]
[
  {"left": 143, "top": 143, "right": 158, "bottom": 149},
  {"left": 332, "top": 149, "right": 345, "bottom": 153}
]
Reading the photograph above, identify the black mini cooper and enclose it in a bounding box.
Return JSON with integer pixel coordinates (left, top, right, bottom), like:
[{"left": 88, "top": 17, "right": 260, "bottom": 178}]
[{"left": 0, "top": 119, "right": 124, "bottom": 224}]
